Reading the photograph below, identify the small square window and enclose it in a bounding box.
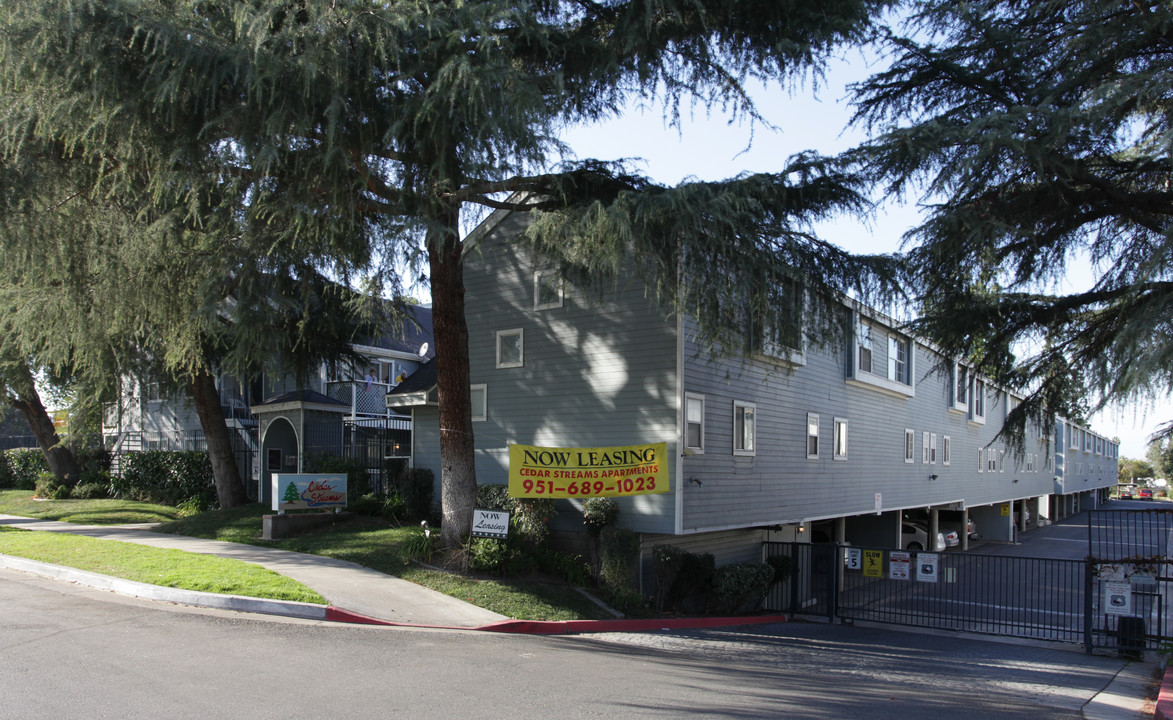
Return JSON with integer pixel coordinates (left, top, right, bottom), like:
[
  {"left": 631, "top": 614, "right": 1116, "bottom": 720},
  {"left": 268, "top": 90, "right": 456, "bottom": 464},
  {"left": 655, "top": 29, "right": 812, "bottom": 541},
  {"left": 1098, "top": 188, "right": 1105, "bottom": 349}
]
[
  {"left": 470, "top": 384, "right": 487, "bottom": 422},
  {"left": 534, "top": 271, "right": 563, "bottom": 310},
  {"left": 496, "top": 328, "right": 524, "bottom": 368},
  {"left": 685, "top": 393, "right": 705, "bottom": 454},
  {"left": 834, "top": 418, "right": 848, "bottom": 460},
  {"left": 807, "top": 413, "right": 820, "bottom": 459},
  {"left": 733, "top": 401, "right": 756, "bottom": 456},
  {"left": 904, "top": 429, "right": 914, "bottom": 464}
]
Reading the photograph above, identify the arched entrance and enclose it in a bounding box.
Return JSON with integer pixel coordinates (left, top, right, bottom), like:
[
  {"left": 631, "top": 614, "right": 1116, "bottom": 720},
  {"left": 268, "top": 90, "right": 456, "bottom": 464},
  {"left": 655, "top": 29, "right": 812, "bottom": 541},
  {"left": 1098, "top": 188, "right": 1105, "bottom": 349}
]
[{"left": 260, "top": 416, "right": 298, "bottom": 505}]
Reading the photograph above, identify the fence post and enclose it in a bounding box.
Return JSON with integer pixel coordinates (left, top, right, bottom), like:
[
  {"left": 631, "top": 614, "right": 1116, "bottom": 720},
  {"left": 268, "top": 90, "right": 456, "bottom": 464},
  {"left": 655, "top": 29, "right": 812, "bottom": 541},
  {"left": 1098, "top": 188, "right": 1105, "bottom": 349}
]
[{"left": 1084, "top": 559, "right": 1095, "bottom": 654}]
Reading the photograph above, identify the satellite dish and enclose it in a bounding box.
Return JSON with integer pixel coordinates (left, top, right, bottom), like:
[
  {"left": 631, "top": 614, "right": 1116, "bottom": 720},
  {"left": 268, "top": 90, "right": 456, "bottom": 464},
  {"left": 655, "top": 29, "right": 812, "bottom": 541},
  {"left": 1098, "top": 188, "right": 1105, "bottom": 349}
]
[{"left": 418, "top": 342, "right": 429, "bottom": 358}]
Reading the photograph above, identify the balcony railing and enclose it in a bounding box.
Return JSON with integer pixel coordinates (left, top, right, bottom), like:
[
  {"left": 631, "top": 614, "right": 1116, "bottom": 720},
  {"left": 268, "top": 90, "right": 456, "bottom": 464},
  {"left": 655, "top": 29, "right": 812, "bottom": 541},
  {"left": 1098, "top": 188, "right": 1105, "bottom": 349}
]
[{"left": 326, "top": 380, "right": 405, "bottom": 418}]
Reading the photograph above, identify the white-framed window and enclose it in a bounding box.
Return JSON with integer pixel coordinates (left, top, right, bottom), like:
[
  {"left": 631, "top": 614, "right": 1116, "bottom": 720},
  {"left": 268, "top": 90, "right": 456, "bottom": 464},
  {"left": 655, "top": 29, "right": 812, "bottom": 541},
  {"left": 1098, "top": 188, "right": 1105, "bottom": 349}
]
[
  {"left": 929, "top": 433, "right": 938, "bottom": 464},
  {"left": 888, "top": 335, "right": 911, "bottom": 385},
  {"left": 970, "top": 379, "right": 986, "bottom": 423},
  {"left": 748, "top": 281, "right": 806, "bottom": 364},
  {"left": 922, "top": 431, "right": 930, "bottom": 464},
  {"left": 1070, "top": 423, "right": 1080, "bottom": 450},
  {"left": 987, "top": 449, "right": 998, "bottom": 472},
  {"left": 534, "top": 271, "right": 563, "bottom": 310},
  {"left": 952, "top": 363, "right": 968, "bottom": 411},
  {"left": 733, "top": 401, "right": 756, "bottom": 456},
  {"left": 943, "top": 435, "right": 951, "bottom": 466},
  {"left": 858, "top": 323, "right": 873, "bottom": 374},
  {"left": 470, "top": 384, "right": 487, "bottom": 422},
  {"left": 905, "top": 429, "right": 915, "bottom": 463},
  {"left": 806, "top": 413, "right": 820, "bottom": 459},
  {"left": 834, "top": 418, "right": 848, "bottom": 460},
  {"left": 146, "top": 381, "right": 161, "bottom": 402},
  {"left": 1026, "top": 453, "right": 1035, "bottom": 473},
  {"left": 999, "top": 449, "right": 1006, "bottom": 473},
  {"left": 496, "top": 328, "right": 524, "bottom": 368},
  {"left": 684, "top": 393, "right": 705, "bottom": 454},
  {"left": 978, "top": 448, "right": 984, "bottom": 473}
]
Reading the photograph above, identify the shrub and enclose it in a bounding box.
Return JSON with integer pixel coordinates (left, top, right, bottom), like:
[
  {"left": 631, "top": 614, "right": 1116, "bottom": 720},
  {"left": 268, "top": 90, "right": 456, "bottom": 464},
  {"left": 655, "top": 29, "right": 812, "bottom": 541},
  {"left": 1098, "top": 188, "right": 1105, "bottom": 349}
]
[
  {"left": 671, "top": 550, "right": 715, "bottom": 614},
  {"left": 349, "top": 493, "right": 385, "bottom": 517},
  {"left": 175, "top": 496, "right": 206, "bottom": 517},
  {"left": 399, "top": 523, "right": 435, "bottom": 563},
  {"left": 303, "top": 454, "right": 370, "bottom": 506},
  {"left": 71, "top": 482, "right": 111, "bottom": 500},
  {"left": 544, "top": 550, "right": 592, "bottom": 587},
  {"left": 583, "top": 496, "right": 619, "bottom": 537},
  {"left": 511, "top": 498, "right": 555, "bottom": 546},
  {"left": 395, "top": 467, "right": 435, "bottom": 522},
  {"left": 765, "top": 554, "right": 794, "bottom": 584},
  {"left": 653, "top": 544, "right": 688, "bottom": 611},
  {"left": 3, "top": 449, "right": 48, "bottom": 490},
  {"left": 475, "top": 484, "right": 511, "bottom": 511},
  {"left": 468, "top": 537, "right": 512, "bottom": 573},
  {"left": 114, "top": 451, "right": 217, "bottom": 508},
  {"left": 599, "top": 527, "right": 641, "bottom": 599},
  {"left": 710, "top": 562, "right": 775, "bottom": 615},
  {"left": 381, "top": 494, "right": 407, "bottom": 522},
  {"left": 34, "top": 471, "right": 63, "bottom": 499}
]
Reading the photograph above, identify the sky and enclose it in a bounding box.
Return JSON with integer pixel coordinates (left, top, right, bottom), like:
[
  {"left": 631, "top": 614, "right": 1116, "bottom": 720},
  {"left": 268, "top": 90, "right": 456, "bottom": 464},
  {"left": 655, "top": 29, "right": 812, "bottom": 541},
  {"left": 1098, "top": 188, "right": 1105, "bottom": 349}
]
[{"left": 551, "top": 49, "right": 1171, "bottom": 461}]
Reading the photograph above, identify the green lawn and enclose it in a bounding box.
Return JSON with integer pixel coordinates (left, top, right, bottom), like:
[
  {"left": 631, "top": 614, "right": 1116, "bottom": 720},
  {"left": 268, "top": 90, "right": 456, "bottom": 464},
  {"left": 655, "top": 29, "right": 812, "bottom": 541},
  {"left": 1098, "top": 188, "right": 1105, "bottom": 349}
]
[
  {"left": 0, "top": 526, "right": 325, "bottom": 603},
  {"left": 0, "top": 492, "right": 611, "bottom": 621},
  {"left": 0, "top": 490, "right": 183, "bottom": 524}
]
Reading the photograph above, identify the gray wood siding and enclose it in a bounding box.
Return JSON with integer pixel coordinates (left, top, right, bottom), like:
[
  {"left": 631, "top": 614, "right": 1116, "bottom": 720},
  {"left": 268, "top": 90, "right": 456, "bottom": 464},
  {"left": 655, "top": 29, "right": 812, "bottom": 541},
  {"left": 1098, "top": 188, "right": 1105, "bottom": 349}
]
[
  {"left": 680, "top": 331, "right": 1066, "bottom": 532},
  {"left": 457, "top": 213, "right": 681, "bottom": 534}
]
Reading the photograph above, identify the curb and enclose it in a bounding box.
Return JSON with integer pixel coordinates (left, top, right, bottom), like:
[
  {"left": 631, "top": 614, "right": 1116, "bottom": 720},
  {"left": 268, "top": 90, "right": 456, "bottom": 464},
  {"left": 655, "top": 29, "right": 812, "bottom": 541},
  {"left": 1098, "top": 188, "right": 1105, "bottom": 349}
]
[
  {"left": 2, "top": 553, "right": 789, "bottom": 634},
  {"left": 1, "top": 553, "right": 329, "bottom": 620},
  {"left": 1157, "top": 664, "right": 1173, "bottom": 720}
]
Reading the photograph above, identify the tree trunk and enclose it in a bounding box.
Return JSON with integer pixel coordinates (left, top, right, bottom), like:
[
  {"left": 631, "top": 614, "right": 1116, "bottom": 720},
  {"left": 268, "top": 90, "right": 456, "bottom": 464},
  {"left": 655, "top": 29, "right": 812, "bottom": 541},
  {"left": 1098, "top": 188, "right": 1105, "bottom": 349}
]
[
  {"left": 190, "top": 366, "right": 250, "bottom": 508},
  {"left": 8, "top": 359, "right": 81, "bottom": 486},
  {"left": 428, "top": 205, "right": 477, "bottom": 554}
]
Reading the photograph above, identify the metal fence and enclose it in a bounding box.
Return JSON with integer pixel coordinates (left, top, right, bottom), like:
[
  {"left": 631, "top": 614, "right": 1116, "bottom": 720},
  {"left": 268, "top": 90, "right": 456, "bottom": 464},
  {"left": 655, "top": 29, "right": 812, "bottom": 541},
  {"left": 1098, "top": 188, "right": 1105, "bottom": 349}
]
[{"left": 765, "top": 508, "right": 1173, "bottom": 654}]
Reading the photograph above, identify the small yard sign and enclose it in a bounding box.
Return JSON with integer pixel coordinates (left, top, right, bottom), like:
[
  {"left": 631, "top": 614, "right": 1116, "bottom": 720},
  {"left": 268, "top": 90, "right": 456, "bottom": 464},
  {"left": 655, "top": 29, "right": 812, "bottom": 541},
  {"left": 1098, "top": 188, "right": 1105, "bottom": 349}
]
[
  {"left": 472, "top": 509, "right": 510, "bottom": 539},
  {"left": 272, "top": 474, "right": 348, "bottom": 513}
]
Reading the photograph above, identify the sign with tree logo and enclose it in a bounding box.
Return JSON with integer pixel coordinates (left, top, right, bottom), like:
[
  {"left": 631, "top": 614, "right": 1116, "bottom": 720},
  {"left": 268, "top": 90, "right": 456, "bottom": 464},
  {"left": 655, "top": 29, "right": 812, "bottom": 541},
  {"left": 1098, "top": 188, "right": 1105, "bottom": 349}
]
[{"left": 272, "top": 474, "right": 348, "bottom": 513}]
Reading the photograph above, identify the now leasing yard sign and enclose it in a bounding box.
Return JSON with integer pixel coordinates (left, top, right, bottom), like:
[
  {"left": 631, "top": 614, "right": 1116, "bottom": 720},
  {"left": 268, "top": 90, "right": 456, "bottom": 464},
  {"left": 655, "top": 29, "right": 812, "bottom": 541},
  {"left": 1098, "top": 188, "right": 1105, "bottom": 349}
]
[
  {"left": 472, "top": 509, "right": 510, "bottom": 539},
  {"left": 508, "top": 442, "right": 669, "bottom": 498},
  {"left": 272, "top": 474, "right": 348, "bottom": 513}
]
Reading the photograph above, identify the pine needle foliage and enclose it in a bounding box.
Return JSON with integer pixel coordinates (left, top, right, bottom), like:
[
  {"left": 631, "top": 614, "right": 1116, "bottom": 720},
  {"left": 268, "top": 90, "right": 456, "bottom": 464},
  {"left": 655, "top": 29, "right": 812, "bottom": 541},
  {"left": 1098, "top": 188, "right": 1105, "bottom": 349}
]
[
  {"left": 2, "top": 0, "right": 899, "bottom": 548},
  {"left": 849, "top": 0, "right": 1173, "bottom": 449}
]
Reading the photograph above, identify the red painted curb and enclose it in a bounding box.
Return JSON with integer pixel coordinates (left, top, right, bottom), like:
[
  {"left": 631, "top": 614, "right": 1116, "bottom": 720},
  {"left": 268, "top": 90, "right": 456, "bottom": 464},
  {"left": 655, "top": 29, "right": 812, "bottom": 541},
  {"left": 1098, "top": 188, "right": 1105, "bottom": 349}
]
[
  {"left": 475, "top": 614, "right": 790, "bottom": 635},
  {"left": 1155, "top": 664, "right": 1173, "bottom": 720},
  {"left": 322, "top": 606, "right": 789, "bottom": 634},
  {"left": 325, "top": 606, "right": 396, "bottom": 625}
]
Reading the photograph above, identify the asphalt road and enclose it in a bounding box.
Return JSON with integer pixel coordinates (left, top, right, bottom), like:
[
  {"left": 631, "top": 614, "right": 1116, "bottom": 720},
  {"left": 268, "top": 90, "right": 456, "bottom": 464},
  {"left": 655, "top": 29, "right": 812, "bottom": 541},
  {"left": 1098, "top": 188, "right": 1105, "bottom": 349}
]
[{"left": 0, "top": 566, "right": 1137, "bottom": 720}]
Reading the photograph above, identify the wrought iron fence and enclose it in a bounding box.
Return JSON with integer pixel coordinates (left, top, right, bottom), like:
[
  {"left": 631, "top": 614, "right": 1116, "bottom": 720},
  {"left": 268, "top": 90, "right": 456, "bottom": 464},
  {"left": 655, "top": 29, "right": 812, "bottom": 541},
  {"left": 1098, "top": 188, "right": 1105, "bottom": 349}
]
[{"left": 765, "top": 508, "right": 1173, "bottom": 654}]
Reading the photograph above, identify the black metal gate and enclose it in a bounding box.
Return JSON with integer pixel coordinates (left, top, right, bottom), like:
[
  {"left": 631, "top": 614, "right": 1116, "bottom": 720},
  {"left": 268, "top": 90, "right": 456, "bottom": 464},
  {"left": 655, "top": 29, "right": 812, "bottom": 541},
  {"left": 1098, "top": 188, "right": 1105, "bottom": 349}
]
[{"left": 764, "top": 508, "right": 1173, "bottom": 654}]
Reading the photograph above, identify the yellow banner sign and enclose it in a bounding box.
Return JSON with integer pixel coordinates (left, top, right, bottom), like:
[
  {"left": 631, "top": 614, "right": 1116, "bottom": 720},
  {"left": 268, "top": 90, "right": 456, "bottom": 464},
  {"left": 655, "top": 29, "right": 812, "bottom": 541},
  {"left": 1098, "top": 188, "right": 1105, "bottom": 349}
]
[{"left": 509, "top": 442, "right": 669, "bottom": 498}]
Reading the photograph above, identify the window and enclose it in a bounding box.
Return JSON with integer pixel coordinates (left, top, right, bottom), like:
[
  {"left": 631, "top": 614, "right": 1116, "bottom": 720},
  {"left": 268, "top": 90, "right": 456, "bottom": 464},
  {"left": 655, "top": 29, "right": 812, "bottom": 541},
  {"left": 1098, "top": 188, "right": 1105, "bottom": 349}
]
[
  {"left": 685, "top": 393, "right": 705, "bottom": 454},
  {"left": 534, "top": 271, "right": 563, "bottom": 310},
  {"left": 999, "top": 450, "right": 1006, "bottom": 473},
  {"left": 930, "top": 433, "right": 938, "bottom": 464},
  {"left": 905, "top": 429, "right": 915, "bottom": 463},
  {"left": 733, "top": 401, "right": 756, "bottom": 456},
  {"left": 943, "top": 435, "right": 951, "bottom": 466},
  {"left": 834, "top": 418, "right": 848, "bottom": 460},
  {"left": 1026, "top": 453, "right": 1035, "bottom": 473},
  {"left": 970, "top": 379, "right": 986, "bottom": 423},
  {"left": 146, "top": 381, "right": 161, "bottom": 402},
  {"left": 858, "top": 323, "right": 873, "bottom": 374},
  {"left": 987, "top": 448, "right": 998, "bottom": 472},
  {"left": 470, "top": 384, "right": 487, "bottom": 422},
  {"left": 806, "top": 413, "right": 820, "bottom": 459},
  {"left": 749, "top": 281, "right": 804, "bottom": 363},
  {"left": 952, "top": 364, "right": 968, "bottom": 410},
  {"left": 978, "top": 448, "right": 984, "bottom": 473},
  {"left": 887, "top": 335, "right": 911, "bottom": 385},
  {"left": 922, "top": 431, "right": 930, "bottom": 464},
  {"left": 496, "top": 328, "right": 524, "bottom": 368},
  {"left": 1070, "top": 423, "right": 1080, "bottom": 450}
]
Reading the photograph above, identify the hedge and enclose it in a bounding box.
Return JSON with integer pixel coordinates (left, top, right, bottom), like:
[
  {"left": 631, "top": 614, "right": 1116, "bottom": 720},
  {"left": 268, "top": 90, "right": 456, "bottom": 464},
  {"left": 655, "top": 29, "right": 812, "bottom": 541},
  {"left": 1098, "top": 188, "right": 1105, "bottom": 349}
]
[{"left": 112, "top": 451, "right": 218, "bottom": 509}]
